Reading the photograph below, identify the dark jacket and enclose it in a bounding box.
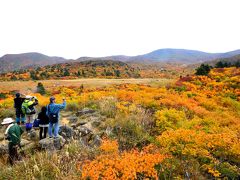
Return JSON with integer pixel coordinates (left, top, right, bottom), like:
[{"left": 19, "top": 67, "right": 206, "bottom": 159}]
[
  {"left": 14, "top": 97, "right": 25, "bottom": 109},
  {"left": 6, "top": 124, "right": 24, "bottom": 146},
  {"left": 38, "top": 107, "right": 49, "bottom": 125}
]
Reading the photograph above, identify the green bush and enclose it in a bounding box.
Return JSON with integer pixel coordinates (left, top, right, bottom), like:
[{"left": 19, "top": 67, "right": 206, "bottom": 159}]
[
  {"left": 0, "top": 93, "right": 7, "bottom": 99},
  {"left": 36, "top": 82, "right": 46, "bottom": 95},
  {"left": 217, "top": 162, "right": 240, "bottom": 179}
]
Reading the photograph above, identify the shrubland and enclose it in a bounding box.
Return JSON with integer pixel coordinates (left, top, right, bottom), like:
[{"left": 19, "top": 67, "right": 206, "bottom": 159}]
[{"left": 0, "top": 67, "right": 239, "bottom": 179}]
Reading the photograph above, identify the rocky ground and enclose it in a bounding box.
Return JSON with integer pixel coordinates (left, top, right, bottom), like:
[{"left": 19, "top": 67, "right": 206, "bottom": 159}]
[{"left": 0, "top": 108, "right": 106, "bottom": 159}]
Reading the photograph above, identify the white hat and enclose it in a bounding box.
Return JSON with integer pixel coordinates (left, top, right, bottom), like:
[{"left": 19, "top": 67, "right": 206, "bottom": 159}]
[
  {"left": 25, "top": 95, "right": 32, "bottom": 99},
  {"left": 1, "top": 118, "right": 14, "bottom": 125}
]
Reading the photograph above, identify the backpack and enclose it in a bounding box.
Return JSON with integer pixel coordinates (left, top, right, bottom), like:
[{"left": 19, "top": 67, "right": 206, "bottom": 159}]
[
  {"left": 22, "top": 100, "right": 36, "bottom": 115},
  {"left": 47, "top": 105, "right": 58, "bottom": 123}
]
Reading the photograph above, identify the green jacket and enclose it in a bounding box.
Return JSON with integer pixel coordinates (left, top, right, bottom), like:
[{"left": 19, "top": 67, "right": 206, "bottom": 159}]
[
  {"left": 6, "top": 124, "right": 24, "bottom": 145},
  {"left": 22, "top": 99, "right": 38, "bottom": 115}
]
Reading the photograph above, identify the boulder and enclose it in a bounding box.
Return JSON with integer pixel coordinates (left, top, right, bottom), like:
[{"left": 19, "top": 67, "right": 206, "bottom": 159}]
[
  {"left": 53, "top": 136, "right": 66, "bottom": 150},
  {"left": 105, "top": 126, "right": 113, "bottom": 136},
  {"left": 67, "top": 116, "right": 78, "bottom": 123},
  {"left": 29, "top": 129, "right": 37, "bottom": 140},
  {"left": 77, "top": 126, "right": 92, "bottom": 136},
  {"left": 91, "top": 120, "right": 101, "bottom": 128},
  {"left": 76, "top": 108, "right": 95, "bottom": 116},
  {"left": 39, "top": 138, "right": 55, "bottom": 151},
  {"left": 59, "top": 125, "right": 74, "bottom": 141},
  {"left": 79, "top": 133, "right": 93, "bottom": 146},
  {"left": 76, "top": 121, "right": 88, "bottom": 127},
  {"left": 39, "top": 136, "right": 66, "bottom": 151},
  {"left": 90, "top": 135, "right": 102, "bottom": 147}
]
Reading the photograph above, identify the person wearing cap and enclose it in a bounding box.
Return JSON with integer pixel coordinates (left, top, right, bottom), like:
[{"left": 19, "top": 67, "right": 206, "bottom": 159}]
[
  {"left": 22, "top": 95, "right": 38, "bottom": 131},
  {"left": 14, "top": 93, "right": 26, "bottom": 125},
  {"left": 1, "top": 118, "right": 24, "bottom": 165},
  {"left": 47, "top": 97, "right": 66, "bottom": 138}
]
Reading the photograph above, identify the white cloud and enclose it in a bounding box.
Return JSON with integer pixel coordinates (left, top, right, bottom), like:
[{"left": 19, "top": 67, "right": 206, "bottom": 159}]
[{"left": 0, "top": 0, "right": 240, "bottom": 59}]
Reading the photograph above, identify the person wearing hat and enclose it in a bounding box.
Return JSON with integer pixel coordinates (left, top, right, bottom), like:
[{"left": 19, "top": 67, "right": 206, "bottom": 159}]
[
  {"left": 1, "top": 118, "right": 24, "bottom": 165},
  {"left": 14, "top": 93, "right": 26, "bottom": 125},
  {"left": 21, "top": 95, "right": 38, "bottom": 132},
  {"left": 47, "top": 97, "right": 66, "bottom": 138}
]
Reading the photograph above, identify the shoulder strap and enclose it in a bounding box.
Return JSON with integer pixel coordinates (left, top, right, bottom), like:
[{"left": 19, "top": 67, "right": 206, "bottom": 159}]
[{"left": 48, "top": 104, "right": 51, "bottom": 114}]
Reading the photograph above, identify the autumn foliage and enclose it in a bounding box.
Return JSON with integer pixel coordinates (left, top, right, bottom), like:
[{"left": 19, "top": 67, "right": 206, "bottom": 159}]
[
  {"left": 0, "top": 67, "right": 239, "bottom": 179},
  {"left": 81, "top": 140, "right": 165, "bottom": 180}
]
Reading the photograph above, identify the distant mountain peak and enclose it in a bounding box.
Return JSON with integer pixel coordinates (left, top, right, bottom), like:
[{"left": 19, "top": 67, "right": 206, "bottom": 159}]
[{"left": 1, "top": 49, "right": 240, "bottom": 73}]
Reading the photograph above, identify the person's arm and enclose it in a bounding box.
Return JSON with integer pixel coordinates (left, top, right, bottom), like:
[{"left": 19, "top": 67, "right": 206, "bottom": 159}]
[
  {"left": 14, "top": 99, "right": 16, "bottom": 108},
  {"left": 56, "top": 100, "right": 66, "bottom": 110},
  {"left": 33, "top": 99, "right": 38, "bottom": 106}
]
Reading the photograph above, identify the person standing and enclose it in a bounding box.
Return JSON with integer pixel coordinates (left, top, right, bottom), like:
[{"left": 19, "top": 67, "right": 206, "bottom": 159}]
[
  {"left": 1, "top": 118, "right": 24, "bottom": 165},
  {"left": 14, "top": 93, "right": 26, "bottom": 125},
  {"left": 47, "top": 97, "right": 66, "bottom": 138},
  {"left": 38, "top": 106, "right": 49, "bottom": 140},
  {"left": 21, "top": 95, "right": 38, "bottom": 131}
]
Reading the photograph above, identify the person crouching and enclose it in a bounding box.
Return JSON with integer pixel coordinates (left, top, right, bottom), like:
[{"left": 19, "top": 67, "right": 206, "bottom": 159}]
[
  {"left": 38, "top": 106, "right": 49, "bottom": 140},
  {"left": 1, "top": 118, "right": 24, "bottom": 165}
]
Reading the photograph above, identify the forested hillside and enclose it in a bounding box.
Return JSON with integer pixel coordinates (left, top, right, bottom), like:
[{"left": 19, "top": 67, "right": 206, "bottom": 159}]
[{"left": 0, "top": 60, "right": 140, "bottom": 80}]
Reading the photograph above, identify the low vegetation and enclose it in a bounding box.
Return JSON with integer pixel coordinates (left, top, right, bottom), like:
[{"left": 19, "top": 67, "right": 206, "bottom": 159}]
[{"left": 0, "top": 67, "right": 239, "bottom": 179}]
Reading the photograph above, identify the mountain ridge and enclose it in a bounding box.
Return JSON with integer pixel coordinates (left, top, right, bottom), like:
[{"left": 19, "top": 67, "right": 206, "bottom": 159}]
[
  {"left": 0, "top": 52, "right": 68, "bottom": 73},
  {"left": 1, "top": 49, "right": 240, "bottom": 73}
]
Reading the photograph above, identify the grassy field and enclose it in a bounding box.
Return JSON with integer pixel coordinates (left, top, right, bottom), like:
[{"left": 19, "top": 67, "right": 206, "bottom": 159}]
[{"left": 0, "top": 78, "right": 174, "bottom": 93}]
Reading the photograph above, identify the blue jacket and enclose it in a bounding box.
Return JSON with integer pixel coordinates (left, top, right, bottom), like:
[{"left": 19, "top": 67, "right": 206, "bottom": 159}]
[{"left": 47, "top": 101, "right": 66, "bottom": 120}]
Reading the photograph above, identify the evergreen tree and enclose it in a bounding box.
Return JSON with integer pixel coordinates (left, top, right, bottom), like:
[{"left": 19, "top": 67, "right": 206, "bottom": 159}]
[
  {"left": 114, "top": 70, "right": 121, "bottom": 77},
  {"left": 195, "top": 64, "right": 212, "bottom": 76},
  {"left": 63, "top": 68, "right": 70, "bottom": 76},
  {"left": 215, "top": 61, "right": 224, "bottom": 68},
  {"left": 36, "top": 82, "right": 46, "bottom": 95}
]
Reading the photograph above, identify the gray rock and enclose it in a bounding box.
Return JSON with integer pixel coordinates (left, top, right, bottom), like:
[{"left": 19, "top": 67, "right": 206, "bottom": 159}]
[
  {"left": 39, "top": 136, "right": 66, "bottom": 151},
  {"left": 67, "top": 116, "right": 78, "bottom": 123},
  {"left": 91, "top": 120, "right": 101, "bottom": 128},
  {"left": 29, "top": 129, "right": 37, "bottom": 140},
  {"left": 59, "top": 125, "right": 74, "bottom": 140},
  {"left": 53, "top": 136, "right": 66, "bottom": 150},
  {"left": 71, "top": 124, "right": 77, "bottom": 129},
  {"left": 90, "top": 135, "right": 102, "bottom": 147},
  {"left": 76, "top": 108, "right": 95, "bottom": 116},
  {"left": 39, "top": 138, "right": 55, "bottom": 151},
  {"left": 79, "top": 133, "right": 93, "bottom": 146},
  {"left": 74, "top": 130, "right": 80, "bottom": 137},
  {"left": 105, "top": 126, "right": 113, "bottom": 136},
  {"left": 76, "top": 121, "right": 88, "bottom": 127},
  {"left": 77, "top": 126, "right": 92, "bottom": 136}
]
